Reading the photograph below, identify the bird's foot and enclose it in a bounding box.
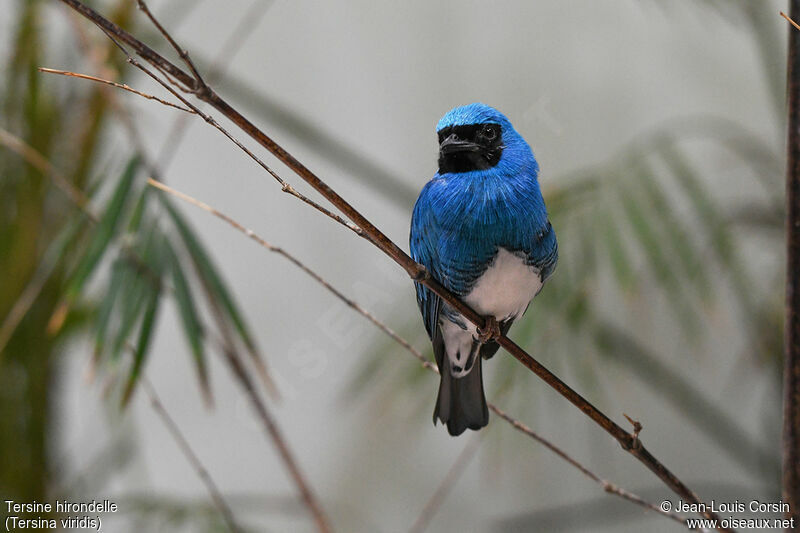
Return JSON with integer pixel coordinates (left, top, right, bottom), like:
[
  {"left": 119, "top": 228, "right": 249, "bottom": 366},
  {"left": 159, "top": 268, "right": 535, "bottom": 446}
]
[{"left": 476, "top": 316, "right": 501, "bottom": 343}]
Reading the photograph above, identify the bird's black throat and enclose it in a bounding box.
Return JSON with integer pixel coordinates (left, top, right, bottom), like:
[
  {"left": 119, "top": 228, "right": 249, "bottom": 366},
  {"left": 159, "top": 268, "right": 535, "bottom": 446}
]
[{"left": 437, "top": 123, "right": 503, "bottom": 174}]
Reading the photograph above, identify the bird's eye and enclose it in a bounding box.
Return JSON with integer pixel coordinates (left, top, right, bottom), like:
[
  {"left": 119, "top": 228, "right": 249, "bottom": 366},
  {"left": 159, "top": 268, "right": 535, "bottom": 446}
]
[{"left": 482, "top": 125, "right": 497, "bottom": 140}]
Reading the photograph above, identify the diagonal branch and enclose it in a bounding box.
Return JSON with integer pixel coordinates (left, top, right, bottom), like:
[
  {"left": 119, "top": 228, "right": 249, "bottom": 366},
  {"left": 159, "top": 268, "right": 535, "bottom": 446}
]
[
  {"left": 146, "top": 177, "right": 688, "bottom": 529},
  {"left": 55, "top": 1, "right": 728, "bottom": 529}
]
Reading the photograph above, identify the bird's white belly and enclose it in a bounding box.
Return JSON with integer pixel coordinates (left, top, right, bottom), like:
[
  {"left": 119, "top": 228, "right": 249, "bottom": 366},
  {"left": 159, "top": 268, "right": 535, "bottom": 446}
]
[
  {"left": 440, "top": 248, "right": 541, "bottom": 377},
  {"left": 465, "top": 248, "right": 542, "bottom": 320}
]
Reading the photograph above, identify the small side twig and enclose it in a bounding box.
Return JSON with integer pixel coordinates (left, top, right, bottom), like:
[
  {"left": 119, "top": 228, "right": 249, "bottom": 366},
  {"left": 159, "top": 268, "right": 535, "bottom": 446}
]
[
  {"left": 38, "top": 67, "right": 195, "bottom": 113},
  {"left": 135, "top": 0, "right": 207, "bottom": 91},
  {"left": 86, "top": 33, "right": 364, "bottom": 239},
  {"left": 623, "top": 413, "right": 643, "bottom": 450},
  {"left": 489, "top": 404, "right": 686, "bottom": 526},
  {"left": 158, "top": 0, "right": 275, "bottom": 170}
]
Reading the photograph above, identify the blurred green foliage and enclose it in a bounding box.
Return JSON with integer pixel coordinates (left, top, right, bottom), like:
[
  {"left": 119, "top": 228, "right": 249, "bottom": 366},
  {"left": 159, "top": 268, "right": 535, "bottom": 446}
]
[{"left": 0, "top": 1, "right": 264, "bottom": 528}]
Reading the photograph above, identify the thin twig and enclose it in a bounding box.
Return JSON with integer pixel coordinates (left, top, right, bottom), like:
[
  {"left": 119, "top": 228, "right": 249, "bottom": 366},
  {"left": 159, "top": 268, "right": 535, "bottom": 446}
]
[
  {"left": 146, "top": 178, "right": 422, "bottom": 370},
  {"left": 147, "top": 178, "right": 689, "bottom": 528},
  {"left": 0, "top": 128, "right": 94, "bottom": 357},
  {"left": 141, "top": 376, "right": 243, "bottom": 533},
  {"left": 38, "top": 67, "right": 195, "bottom": 113},
  {"left": 0, "top": 127, "right": 92, "bottom": 212},
  {"left": 135, "top": 0, "right": 207, "bottom": 91},
  {"left": 158, "top": 0, "right": 275, "bottom": 170},
  {"left": 408, "top": 436, "right": 483, "bottom": 533},
  {"left": 781, "top": 11, "right": 800, "bottom": 32},
  {"left": 56, "top": 1, "right": 728, "bottom": 528},
  {"left": 489, "top": 404, "right": 687, "bottom": 526},
  {"left": 86, "top": 31, "right": 363, "bottom": 239},
  {"left": 133, "top": 56, "right": 364, "bottom": 237}
]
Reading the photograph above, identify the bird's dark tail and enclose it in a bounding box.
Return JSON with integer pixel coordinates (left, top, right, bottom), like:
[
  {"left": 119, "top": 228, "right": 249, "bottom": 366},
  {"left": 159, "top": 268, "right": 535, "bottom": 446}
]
[{"left": 432, "top": 331, "right": 489, "bottom": 436}]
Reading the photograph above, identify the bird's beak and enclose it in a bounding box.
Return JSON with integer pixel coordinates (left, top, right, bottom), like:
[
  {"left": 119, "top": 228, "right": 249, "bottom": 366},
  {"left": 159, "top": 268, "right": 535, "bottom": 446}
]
[{"left": 439, "top": 133, "right": 480, "bottom": 155}]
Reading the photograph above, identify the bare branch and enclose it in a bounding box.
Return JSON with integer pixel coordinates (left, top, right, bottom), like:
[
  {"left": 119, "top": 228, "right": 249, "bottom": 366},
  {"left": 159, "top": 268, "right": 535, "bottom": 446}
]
[
  {"left": 56, "top": 1, "right": 730, "bottom": 528},
  {"left": 147, "top": 178, "right": 419, "bottom": 368},
  {"left": 74, "top": 31, "right": 364, "bottom": 239},
  {"left": 135, "top": 0, "right": 207, "bottom": 91},
  {"left": 38, "top": 67, "right": 195, "bottom": 113},
  {"left": 147, "top": 178, "right": 689, "bottom": 529},
  {"left": 158, "top": 0, "right": 275, "bottom": 170}
]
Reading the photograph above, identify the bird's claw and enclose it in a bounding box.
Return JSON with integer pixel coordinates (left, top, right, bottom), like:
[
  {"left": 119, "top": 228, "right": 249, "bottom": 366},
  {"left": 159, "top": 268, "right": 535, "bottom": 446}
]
[{"left": 476, "top": 316, "right": 501, "bottom": 343}]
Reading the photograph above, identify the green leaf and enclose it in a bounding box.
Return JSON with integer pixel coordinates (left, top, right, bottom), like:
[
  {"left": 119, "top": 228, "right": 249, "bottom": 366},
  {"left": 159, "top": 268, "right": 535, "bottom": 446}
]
[
  {"left": 94, "top": 256, "right": 127, "bottom": 361},
  {"left": 163, "top": 239, "right": 211, "bottom": 404},
  {"left": 66, "top": 156, "right": 140, "bottom": 300},
  {"left": 110, "top": 225, "right": 163, "bottom": 362},
  {"left": 599, "top": 206, "right": 636, "bottom": 292},
  {"left": 127, "top": 186, "right": 150, "bottom": 233},
  {"left": 618, "top": 177, "right": 677, "bottom": 288},
  {"left": 633, "top": 156, "right": 712, "bottom": 302},
  {"left": 617, "top": 170, "right": 701, "bottom": 337},
  {"left": 121, "top": 278, "right": 162, "bottom": 407},
  {"left": 659, "top": 144, "right": 755, "bottom": 310},
  {"left": 158, "top": 195, "right": 273, "bottom": 392}
]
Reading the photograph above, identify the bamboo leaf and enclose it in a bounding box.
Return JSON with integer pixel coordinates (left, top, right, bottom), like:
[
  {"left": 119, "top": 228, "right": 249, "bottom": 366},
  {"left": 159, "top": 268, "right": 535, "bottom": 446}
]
[
  {"left": 617, "top": 172, "right": 701, "bottom": 337},
  {"left": 618, "top": 178, "right": 677, "bottom": 288},
  {"left": 600, "top": 206, "right": 637, "bottom": 292},
  {"left": 110, "top": 225, "right": 162, "bottom": 362},
  {"left": 121, "top": 279, "right": 162, "bottom": 407},
  {"left": 127, "top": 186, "right": 150, "bottom": 233},
  {"left": 158, "top": 195, "right": 274, "bottom": 394},
  {"left": 94, "top": 256, "right": 127, "bottom": 362},
  {"left": 659, "top": 144, "right": 755, "bottom": 310},
  {"left": 633, "top": 156, "right": 712, "bottom": 303},
  {"left": 163, "top": 239, "right": 211, "bottom": 404},
  {"left": 66, "top": 156, "right": 140, "bottom": 300}
]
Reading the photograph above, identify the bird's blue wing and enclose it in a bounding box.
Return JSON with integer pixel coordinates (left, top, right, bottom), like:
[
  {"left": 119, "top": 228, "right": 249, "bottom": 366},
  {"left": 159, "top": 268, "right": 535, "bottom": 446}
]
[
  {"left": 410, "top": 183, "right": 442, "bottom": 339},
  {"left": 524, "top": 220, "right": 558, "bottom": 282}
]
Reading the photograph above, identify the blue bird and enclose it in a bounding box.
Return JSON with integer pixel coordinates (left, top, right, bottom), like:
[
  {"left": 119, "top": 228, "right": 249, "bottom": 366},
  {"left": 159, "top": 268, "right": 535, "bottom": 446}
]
[{"left": 410, "top": 103, "right": 558, "bottom": 436}]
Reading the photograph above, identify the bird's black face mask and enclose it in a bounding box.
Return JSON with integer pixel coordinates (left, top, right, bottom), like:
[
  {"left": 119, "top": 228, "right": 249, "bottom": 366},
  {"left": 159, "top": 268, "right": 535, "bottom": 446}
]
[{"left": 437, "top": 123, "right": 503, "bottom": 174}]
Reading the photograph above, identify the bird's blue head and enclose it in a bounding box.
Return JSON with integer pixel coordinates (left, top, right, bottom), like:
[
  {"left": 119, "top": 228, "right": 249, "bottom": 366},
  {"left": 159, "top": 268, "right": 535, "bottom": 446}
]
[{"left": 435, "top": 103, "right": 537, "bottom": 177}]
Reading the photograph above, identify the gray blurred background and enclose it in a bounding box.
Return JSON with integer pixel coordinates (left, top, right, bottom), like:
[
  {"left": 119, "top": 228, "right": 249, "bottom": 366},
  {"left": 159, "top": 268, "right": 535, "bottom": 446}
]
[{"left": 0, "top": 1, "right": 790, "bottom": 532}]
